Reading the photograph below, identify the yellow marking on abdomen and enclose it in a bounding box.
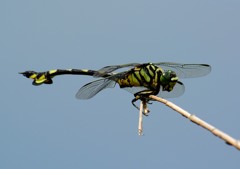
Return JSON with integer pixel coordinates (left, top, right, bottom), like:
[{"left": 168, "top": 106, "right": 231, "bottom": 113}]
[
  {"left": 35, "top": 74, "right": 47, "bottom": 84},
  {"left": 49, "top": 70, "right": 57, "bottom": 74}
]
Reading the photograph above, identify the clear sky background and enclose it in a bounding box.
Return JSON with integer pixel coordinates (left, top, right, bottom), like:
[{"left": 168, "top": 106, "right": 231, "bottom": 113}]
[{"left": 1, "top": 0, "right": 240, "bottom": 168}]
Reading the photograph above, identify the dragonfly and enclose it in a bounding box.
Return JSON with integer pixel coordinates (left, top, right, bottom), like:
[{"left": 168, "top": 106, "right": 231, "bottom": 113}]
[{"left": 20, "top": 62, "right": 211, "bottom": 114}]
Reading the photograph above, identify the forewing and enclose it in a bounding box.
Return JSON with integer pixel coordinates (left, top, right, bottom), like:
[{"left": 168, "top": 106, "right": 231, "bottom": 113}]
[
  {"left": 154, "top": 62, "right": 211, "bottom": 78},
  {"left": 94, "top": 63, "right": 140, "bottom": 77},
  {"left": 75, "top": 79, "right": 116, "bottom": 99}
]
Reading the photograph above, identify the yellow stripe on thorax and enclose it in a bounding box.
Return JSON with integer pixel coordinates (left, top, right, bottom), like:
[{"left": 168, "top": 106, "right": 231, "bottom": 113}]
[{"left": 140, "top": 68, "right": 151, "bottom": 83}]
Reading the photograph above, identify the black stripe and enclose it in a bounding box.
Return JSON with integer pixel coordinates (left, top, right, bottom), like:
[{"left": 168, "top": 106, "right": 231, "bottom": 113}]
[
  {"left": 144, "top": 65, "right": 155, "bottom": 84},
  {"left": 148, "top": 64, "right": 156, "bottom": 77},
  {"left": 149, "top": 64, "right": 156, "bottom": 72},
  {"left": 36, "top": 72, "right": 44, "bottom": 78},
  {"left": 154, "top": 69, "right": 162, "bottom": 93},
  {"left": 139, "top": 67, "right": 151, "bottom": 85},
  {"left": 132, "top": 72, "right": 143, "bottom": 86}
]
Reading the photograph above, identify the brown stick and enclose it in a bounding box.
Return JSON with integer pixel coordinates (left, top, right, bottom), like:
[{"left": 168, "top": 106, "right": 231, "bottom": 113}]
[
  {"left": 149, "top": 95, "right": 240, "bottom": 150},
  {"left": 138, "top": 101, "right": 143, "bottom": 136}
]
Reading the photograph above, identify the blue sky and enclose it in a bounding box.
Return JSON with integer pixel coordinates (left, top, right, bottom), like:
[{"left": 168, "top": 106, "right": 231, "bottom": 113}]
[{"left": 1, "top": 0, "right": 240, "bottom": 168}]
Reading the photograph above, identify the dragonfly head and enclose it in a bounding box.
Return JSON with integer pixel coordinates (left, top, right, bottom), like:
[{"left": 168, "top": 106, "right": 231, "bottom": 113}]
[{"left": 160, "top": 70, "right": 178, "bottom": 92}]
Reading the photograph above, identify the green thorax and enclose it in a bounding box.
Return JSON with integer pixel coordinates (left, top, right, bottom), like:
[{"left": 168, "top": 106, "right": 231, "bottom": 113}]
[{"left": 117, "top": 63, "right": 164, "bottom": 90}]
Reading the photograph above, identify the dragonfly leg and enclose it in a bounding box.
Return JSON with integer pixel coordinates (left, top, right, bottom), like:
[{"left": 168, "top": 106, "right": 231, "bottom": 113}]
[
  {"left": 132, "top": 97, "right": 140, "bottom": 109},
  {"left": 132, "top": 95, "right": 150, "bottom": 116},
  {"left": 132, "top": 89, "right": 158, "bottom": 115}
]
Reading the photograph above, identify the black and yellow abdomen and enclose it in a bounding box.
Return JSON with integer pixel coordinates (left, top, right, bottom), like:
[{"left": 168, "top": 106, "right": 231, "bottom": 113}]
[{"left": 20, "top": 69, "right": 99, "bottom": 85}]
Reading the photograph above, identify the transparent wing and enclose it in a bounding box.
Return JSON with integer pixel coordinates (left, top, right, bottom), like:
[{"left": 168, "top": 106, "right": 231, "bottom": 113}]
[
  {"left": 157, "top": 81, "right": 185, "bottom": 98},
  {"left": 94, "top": 63, "right": 140, "bottom": 77},
  {"left": 123, "top": 86, "right": 149, "bottom": 95},
  {"left": 153, "top": 62, "right": 211, "bottom": 78},
  {"left": 75, "top": 79, "right": 116, "bottom": 99},
  {"left": 95, "top": 62, "right": 211, "bottom": 78},
  {"left": 123, "top": 81, "right": 185, "bottom": 98}
]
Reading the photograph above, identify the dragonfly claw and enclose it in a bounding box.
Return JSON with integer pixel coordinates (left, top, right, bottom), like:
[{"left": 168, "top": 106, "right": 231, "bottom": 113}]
[{"left": 132, "top": 96, "right": 151, "bottom": 116}]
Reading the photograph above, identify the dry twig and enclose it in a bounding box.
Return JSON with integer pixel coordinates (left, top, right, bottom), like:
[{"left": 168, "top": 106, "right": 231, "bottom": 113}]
[
  {"left": 148, "top": 95, "right": 240, "bottom": 150},
  {"left": 138, "top": 101, "right": 143, "bottom": 136}
]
